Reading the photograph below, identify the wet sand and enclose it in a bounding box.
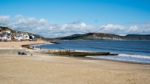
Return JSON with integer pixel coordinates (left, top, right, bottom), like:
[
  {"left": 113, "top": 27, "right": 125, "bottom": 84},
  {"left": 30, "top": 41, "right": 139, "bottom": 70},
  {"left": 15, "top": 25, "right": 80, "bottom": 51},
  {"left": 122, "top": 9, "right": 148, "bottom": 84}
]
[{"left": 0, "top": 41, "right": 150, "bottom": 84}]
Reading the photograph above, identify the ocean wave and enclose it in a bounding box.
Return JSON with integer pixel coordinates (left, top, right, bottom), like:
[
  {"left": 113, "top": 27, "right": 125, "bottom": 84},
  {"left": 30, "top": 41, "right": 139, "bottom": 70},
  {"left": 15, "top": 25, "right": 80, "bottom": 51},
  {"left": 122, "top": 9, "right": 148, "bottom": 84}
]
[{"left": 118, "top": 54, "right": 150, "bottom": 59}]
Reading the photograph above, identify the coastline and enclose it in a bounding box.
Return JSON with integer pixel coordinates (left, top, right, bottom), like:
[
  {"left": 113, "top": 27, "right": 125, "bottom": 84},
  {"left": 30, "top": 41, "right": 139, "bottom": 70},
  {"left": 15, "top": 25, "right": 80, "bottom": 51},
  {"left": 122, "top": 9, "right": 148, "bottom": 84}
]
[
  {"left": 29, "top": 41, "right": 150, "bottom": 64},
  {"left": 0, "top": 40, "right": 150, "bottom": 84}
]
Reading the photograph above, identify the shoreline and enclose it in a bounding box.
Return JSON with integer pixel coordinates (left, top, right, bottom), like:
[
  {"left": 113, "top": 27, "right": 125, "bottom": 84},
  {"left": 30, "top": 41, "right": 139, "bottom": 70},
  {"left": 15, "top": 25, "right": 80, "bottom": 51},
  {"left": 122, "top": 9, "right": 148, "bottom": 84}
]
[
  {"left": 25, "top": 42, "right": 150, "bottom": 64},
  {"left": 0, "top": 40, "right": 147, "bottom": 65},
  {"left": 85, "top": 56, "right": 150, "bottom": 65},
  {"left": 0, "top": 41, "right": 150, "bottom": 84},
  {"left": 1, "top": 40, "right": 149, "bottom": 65}
]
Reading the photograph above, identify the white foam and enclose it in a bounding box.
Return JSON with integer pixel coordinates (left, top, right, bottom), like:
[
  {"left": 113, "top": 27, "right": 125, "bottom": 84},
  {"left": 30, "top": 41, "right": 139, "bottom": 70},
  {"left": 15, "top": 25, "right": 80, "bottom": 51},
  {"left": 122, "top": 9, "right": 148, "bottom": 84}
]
[{"left": 118, "top": 54, "right": 150, "bottom": 59}]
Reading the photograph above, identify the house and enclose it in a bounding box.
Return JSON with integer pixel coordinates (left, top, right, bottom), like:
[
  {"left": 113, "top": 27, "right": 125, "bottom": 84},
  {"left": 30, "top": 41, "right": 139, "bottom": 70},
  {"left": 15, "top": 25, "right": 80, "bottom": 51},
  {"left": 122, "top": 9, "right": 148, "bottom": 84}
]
[
  {"left": 0, "top": 29, "right": 11, "bottom": 34},
  {"left": 14, "top": 36, "right": 22, "bottom": 41},
  {"left": 13, "top": 32, "right": 30, "bottom": 41},
  {"left": 0, "top": 28, "right": 12, "bottom": 41},
  {"left": 4, "top": 29, "right": 11, "bottom": 34},
  {"left": 23, "top": 33, "right": 30, "bottom": 40},
  {"left": 0, "top": 33, "right": 12, "bottom": 41},
  {"left": 14, "top": 33, "right": 23, "bottom": 41}
]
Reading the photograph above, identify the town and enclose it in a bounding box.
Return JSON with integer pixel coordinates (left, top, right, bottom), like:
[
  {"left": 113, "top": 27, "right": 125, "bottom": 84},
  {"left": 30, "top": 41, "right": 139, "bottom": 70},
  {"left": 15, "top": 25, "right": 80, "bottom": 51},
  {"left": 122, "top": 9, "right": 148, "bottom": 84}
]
[{"left": 0, "top": 26, "right": 36, "bottom": 41}]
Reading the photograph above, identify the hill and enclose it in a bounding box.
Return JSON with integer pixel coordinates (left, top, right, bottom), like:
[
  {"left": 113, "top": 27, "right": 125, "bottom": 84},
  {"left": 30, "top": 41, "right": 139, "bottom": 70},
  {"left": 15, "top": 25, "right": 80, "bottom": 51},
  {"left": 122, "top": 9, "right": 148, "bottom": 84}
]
[
  {"left": 56, "top": 33, "right": 150, "bottom": 40},
  {"left": 1, "top": 26, "right": 150, "bottom": 41}
]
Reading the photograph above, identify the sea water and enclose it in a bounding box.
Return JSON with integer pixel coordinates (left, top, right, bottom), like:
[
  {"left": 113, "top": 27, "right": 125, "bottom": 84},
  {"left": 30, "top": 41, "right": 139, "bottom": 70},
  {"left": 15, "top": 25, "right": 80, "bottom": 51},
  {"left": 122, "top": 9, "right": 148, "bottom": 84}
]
[{"left": 37, "top": 40, "right": 150, "bottom": 64}]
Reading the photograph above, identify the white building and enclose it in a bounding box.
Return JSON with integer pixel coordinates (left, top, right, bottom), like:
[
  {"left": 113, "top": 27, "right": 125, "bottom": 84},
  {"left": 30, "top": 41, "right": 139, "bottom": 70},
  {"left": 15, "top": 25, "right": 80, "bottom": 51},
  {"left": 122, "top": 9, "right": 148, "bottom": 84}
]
[
  {"left": 14, "top": 33, "right": 30, "bottom": 41},
  {"left": 0, "top": 28, "right": 12, "bottom": 41},
  {"left": 23, "top": 33, "right": 30, "bottom": 40},
  {"left": 14, "top": 33, "right": 23, "bottom": 41},
  {"left": 0, "top": 33, "right": 11, "bottom": 41}
]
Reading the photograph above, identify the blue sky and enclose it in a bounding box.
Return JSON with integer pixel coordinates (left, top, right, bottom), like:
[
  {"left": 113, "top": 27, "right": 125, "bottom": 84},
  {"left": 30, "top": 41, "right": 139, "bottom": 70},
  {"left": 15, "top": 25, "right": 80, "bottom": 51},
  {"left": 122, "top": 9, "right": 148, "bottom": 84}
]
[
  {"left": 0, "top": 0, "right": 150, "bottom": 37},
  {"left": 0, "top": 0, "right": 150, "bottom": 24}
]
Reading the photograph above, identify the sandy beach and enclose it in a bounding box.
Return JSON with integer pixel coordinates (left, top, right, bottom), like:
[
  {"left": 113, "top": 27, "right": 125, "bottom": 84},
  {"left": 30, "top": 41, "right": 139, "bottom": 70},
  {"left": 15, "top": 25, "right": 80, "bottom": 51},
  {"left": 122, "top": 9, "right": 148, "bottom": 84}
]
[
  {"left": 0, "top": 41, "right": 150, "bottom": 84},
  {"left": 0, "top": 39, "right": 48, "bottom": 49}
]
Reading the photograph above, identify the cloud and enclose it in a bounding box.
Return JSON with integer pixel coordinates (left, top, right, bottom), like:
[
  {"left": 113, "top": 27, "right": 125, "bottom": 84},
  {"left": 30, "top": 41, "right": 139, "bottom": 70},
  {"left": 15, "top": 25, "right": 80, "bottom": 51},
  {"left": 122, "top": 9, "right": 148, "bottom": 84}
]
[
  {"left": 0, "top": 15, "right": 150, "bottom": 38},
  {"left": 127, "top": 24, "right": 150, "bottom": 34},
  {"left": 61, "top": 22, "right": 95, "bottom": 34},
  {"left": 0, "top": 16, "right": 10, "bottom": 26},
  {"left": 128, "top": 25, "right": 139, "bottom": 33},
  {"left": 99, "top": 24, "right": 150, "bottom": 35},
  {"left": 99, "top": 24, "right": 125, "bottom": 34}
]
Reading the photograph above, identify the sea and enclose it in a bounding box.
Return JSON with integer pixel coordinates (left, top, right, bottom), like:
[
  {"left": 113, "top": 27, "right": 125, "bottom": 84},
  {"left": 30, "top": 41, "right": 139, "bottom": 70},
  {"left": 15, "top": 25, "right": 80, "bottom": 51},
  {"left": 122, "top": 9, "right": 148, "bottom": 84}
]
[{"left": 37, "top": 40, "right": 150, "bottom": 64}]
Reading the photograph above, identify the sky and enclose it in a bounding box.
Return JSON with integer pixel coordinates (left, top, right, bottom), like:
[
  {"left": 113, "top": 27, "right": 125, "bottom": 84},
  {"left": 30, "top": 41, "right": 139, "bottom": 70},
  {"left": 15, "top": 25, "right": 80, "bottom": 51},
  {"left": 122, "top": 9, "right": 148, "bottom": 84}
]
[{"left": 0, "top": 0, "right": 150, "bottom": 37}]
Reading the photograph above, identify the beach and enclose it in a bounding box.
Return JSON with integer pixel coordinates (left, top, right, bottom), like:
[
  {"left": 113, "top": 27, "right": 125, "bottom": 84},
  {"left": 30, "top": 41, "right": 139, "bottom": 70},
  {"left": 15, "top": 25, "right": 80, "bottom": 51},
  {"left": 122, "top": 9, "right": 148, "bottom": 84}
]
[
  {"left": 0, "top": 39, "right": 48, "bottom": 49},
  {"left": 0, "top": 41, "right": 150, "bottom": 84}
]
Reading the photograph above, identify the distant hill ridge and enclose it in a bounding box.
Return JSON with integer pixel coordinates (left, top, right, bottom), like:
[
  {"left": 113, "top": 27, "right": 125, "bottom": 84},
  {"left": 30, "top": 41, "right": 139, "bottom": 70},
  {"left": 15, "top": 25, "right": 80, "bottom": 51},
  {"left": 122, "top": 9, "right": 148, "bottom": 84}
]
[
  {"left": 1, "top": 26, "right": 150, "bottom": 41},
  {"left": 57, "top": 33, "right": 150, "bottom": 40}
]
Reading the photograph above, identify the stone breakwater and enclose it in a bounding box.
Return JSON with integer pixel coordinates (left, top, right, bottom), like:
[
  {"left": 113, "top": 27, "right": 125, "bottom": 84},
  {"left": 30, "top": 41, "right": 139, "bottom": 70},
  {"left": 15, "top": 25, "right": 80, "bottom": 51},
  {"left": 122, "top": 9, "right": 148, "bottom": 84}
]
[{"left": 45, "top": 50, "right": 118, "bottom": 57}]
